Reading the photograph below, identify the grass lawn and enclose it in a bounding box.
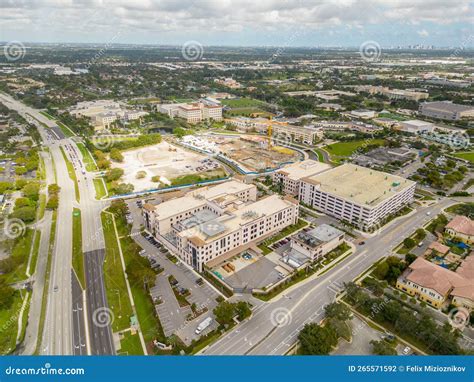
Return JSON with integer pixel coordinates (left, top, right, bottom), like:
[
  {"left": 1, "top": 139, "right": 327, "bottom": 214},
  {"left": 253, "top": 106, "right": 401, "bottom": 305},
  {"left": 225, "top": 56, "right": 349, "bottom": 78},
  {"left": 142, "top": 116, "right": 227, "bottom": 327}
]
[
  {"left": 170, "top": 169, "right": 227, "bottom": 187},
  {"left": 452, "top": 151, "right": 474, "bottom": 164},
  {"left": 56, "top": 121, "right": 75, "bottom": 137},
  {"left": 118, "top": 229, "right": 168, "bottom": 349},
  {"left": 101, "top": 212, "right": 133, "bottom": 332},
  {"left": 60, "top": 147, "right": 80, "bottom": 202},
  {"left": 313, "top": 149, "right": 325, "bottom": 162},
  {"left": 34, "top": 210, "right": 56, "bottom": 354},
  {"left": 77, "top": 143, "right": 98, "bottom": 171},
  {"left": 324, "top": 139, "right": 386, "bottom": 160},
  {"left": 72, "top": 208, "right": 85, "bottom": 288},
  {"left": 29, "top": 230, "right": 42, "bottom": 276},
  {"left": 118, "top": 331, "right": 144, "bottom": 355},
  {"left": 377, "top": 112, "right": 410, "bottom": 121},
  {"left": 39, "top": 111, "right": 75, "bottom": 137},
  {"left": 39, "top": 111, "right": 55, "bottom": 120},
  {"left": 225, "top": 107, "right": 272, "bottom": 117},
  {"left": 2, "top": 229, "right": 35, "bottom": 283},
  {"left": 93, "top": 178, "right": 107, "bottom": 199},
  {"left": 0, "top": 292, "right": 23, "bottom": 354},
  {"left": 38, "top": 194, "right": 46, "bottom": 220},
  {"left": 222, "top": 98, "right": 268, "bottom": 108}
]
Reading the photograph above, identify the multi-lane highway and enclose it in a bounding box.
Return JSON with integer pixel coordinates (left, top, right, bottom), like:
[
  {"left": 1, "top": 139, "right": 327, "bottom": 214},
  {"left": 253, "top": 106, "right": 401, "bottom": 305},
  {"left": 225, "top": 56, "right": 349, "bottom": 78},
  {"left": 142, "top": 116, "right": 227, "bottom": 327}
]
[
  {"left": 0, "top": 92, "right": 114, "bottom": 355},
  {"left": 203, "top": 199, "right": 454, "bottom": 355}
]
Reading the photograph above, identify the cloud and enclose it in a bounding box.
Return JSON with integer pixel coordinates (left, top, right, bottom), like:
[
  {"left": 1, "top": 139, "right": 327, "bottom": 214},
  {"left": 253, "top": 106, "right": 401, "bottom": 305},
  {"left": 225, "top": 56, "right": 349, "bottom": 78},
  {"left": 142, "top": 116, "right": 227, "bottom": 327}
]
[
  {"left": 0, "top": 0, "right": 472, "bottom": 44},
  {"left": 417, "top": 29, "right": 429, "bottom": 37}
]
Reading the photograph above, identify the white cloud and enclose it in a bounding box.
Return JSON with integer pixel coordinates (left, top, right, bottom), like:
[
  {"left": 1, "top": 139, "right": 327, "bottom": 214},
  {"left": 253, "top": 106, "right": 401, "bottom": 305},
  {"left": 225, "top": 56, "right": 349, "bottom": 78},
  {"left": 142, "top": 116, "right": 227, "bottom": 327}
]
[
  {"left": 417, "top": 29, "right": 429, "bottom": 37},
  {"left": 0, "top": 0, "right": 472, "bottom": 43}
]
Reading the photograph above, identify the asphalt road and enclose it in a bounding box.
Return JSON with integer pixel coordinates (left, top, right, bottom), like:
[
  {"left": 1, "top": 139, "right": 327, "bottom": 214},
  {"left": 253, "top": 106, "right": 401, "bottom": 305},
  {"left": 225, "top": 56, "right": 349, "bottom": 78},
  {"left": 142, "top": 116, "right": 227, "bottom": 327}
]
[
  {"left": 203, "top": 199, "right": 453, "bottom": 355},
  {"left": 72, "top": 271, "right": 87, "bottom": 355},
  {"left": 84, "top": 249, "right": 115, "bottom": 355},
  {"left": 0, "top": 92, "right": 113, "bottom": 355}
]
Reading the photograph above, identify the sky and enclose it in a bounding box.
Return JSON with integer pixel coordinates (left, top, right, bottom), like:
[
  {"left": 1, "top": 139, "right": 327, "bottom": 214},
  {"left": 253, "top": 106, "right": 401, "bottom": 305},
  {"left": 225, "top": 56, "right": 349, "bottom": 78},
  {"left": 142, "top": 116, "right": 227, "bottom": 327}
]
[{"left": 0, "top": 0, "right": 473, "bottom": 48}]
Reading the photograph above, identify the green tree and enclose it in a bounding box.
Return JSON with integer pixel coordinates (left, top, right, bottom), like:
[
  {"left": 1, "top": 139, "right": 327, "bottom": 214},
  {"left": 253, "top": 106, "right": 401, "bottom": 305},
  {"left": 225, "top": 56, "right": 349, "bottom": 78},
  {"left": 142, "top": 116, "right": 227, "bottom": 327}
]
[
  {"left": 106, "top": 168, "right": 124, "bottom": 182},
  {"left": 22, "top": 182, "right": 40, "bottom": 201},
  {"left": 0, "top": 279, "right": 16, "bottom": 309},
  {"left": 110, "top": 148, "right": 124, "bottom": 162},
  {"left": 403, "top": 238, "right": 416, "bottom": 249},
  {"left": 48, "top": 183, "right": 61, "bottom": 195},
  {"left": 298, "top": 323, "right": 338, "bottom": 355},
  {"left": 324, "top": 302, "right": 352, "bottom": 321},
  {"left": 235, "top": 301, "right": 251, "bottom": 321},
  {"left": 10, "top": 206, "right": 36, "bottom": 222},
  {"left": 213, "top": 301, "right": 236, "bottom": 326},
  {"left": 46, "top": 195, "right": 59, "bottom": 210},
  {"left": 370, "top": 340, "right": 397, "bottom": 355}
]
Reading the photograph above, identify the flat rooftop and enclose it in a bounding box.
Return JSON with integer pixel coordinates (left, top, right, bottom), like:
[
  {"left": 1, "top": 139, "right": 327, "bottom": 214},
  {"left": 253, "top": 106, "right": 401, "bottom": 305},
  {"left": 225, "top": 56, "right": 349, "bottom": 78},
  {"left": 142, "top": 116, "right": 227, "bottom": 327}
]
[
  {"left": 303, "top": 163, "right": 415, "bottom": 207},
  {"left": 179, "top": 194, "right": 294, "bottom": 245},
  {"left": 151, "top": 180, "right": 254, "bottom": 220},
  {"left": 276, "top": 159, "right": 331, "bottom": 181}
]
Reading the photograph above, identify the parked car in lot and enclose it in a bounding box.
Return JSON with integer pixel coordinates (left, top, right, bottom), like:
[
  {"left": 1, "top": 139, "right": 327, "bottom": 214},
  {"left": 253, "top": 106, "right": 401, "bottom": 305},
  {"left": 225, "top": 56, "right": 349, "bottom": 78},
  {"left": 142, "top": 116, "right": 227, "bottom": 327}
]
[
  {"left": 195, "top": 278, "right": 204, "bottom": 286},
  {"left": 402, "top": 346, "right": 411, "bottom": 355}
]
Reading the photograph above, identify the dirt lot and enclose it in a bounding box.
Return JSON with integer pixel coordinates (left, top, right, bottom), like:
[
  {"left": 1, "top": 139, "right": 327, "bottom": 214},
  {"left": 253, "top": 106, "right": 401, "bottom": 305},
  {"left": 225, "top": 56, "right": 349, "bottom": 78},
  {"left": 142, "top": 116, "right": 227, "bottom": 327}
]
[
  {"left": 206, "top": 135, "right": 300, "bottom": 172},
  {"left": 113, "top": 141, "right": 224, "bottom": 191}
]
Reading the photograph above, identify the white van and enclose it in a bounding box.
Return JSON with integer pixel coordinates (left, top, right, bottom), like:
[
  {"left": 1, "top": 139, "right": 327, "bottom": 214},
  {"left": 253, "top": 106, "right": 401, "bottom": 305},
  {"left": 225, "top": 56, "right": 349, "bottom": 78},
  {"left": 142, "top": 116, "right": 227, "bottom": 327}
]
[{"left": 195, "top": 317, "right": 213, "bottom": 335}]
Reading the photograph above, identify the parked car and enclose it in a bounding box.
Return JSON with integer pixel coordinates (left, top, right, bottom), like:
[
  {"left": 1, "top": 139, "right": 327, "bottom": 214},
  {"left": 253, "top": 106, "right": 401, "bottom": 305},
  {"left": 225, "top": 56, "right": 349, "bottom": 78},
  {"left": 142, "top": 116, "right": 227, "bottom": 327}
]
[{"left": 402, "top": 346, "right": 411, "bottom": 355}]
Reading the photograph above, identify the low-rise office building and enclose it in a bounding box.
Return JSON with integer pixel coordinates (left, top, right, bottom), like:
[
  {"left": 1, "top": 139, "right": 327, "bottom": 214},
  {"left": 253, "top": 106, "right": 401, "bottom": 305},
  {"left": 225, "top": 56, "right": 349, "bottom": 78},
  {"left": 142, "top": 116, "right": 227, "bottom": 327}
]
[
  {"left": 157, "top": 99, "right": 223, "bottom": 124},
  {"left": 272, "top": 160, "right": 331, "bottom": 196},
  {"left": 287, "top": 224, "right": 344, "bottom": 263},
  {"left": 398, "top": 119, "right": 435, "bottom": 134},
  {"left": 272, "top": 123, "right": 323, "bottom": 145},
  {"left": 299, "top": 164, "right": 416, "bottom": 230},
  {"left": 419, "top": 101, "right": 474, "bottom": 121}
]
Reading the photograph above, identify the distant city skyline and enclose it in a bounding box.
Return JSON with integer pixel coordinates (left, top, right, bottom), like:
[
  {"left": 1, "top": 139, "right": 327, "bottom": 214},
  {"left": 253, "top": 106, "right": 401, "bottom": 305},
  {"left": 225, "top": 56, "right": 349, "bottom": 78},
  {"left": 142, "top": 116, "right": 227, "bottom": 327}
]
[{"left": 1, "top": 0, "right": 473, "bottom": 48}]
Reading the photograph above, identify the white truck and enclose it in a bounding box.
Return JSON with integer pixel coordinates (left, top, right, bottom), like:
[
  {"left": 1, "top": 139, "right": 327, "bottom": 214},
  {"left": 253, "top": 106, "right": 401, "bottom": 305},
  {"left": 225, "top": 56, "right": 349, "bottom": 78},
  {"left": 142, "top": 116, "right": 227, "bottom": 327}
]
[{"left": 195, "top": 317, "right": 212, "bottom": 335}]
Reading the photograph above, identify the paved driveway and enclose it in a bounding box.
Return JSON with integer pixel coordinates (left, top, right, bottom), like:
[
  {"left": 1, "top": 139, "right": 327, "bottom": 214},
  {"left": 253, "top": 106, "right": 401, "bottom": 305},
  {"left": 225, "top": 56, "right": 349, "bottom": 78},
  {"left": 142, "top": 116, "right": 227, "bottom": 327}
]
[{"left": 333, "top": 316, "right": 382, "bottom": 355}]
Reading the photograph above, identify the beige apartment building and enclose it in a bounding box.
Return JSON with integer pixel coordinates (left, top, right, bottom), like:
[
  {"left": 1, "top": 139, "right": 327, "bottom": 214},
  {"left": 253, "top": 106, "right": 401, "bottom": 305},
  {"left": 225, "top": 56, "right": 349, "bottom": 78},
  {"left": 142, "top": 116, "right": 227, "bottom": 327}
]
[
  {"left": 157, "top": 100, "right": 223, "bottom": 124},
  {"left": 142, "top": 180, "right": 299, "bottom": 271},
  {"left": 272, "top": 124, "right": 323, "bottom": 145}
]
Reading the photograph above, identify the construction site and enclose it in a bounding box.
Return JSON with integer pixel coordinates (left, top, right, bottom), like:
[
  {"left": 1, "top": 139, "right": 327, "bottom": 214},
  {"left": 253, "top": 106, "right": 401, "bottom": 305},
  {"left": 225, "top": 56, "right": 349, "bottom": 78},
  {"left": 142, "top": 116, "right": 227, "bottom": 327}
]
[
  {"left": 113, "top": 141, "right": 226, "bottom": 191},
  {"left": 182, "top": 133, "right": 301, "bottom": 173}
]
